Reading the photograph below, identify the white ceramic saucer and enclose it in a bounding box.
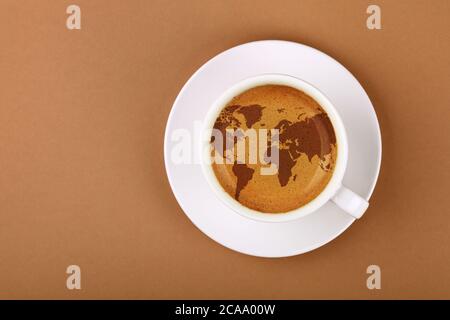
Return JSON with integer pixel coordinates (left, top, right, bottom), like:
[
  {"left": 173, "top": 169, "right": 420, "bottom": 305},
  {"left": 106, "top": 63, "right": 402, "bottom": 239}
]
[{"left": 164, "top": 40, "right": 382, "bottom": 258}]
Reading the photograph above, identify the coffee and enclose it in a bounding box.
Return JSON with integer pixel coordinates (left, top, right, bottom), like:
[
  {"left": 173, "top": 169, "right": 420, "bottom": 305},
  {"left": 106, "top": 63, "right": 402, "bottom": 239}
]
[{"left": 210, "top": 85, "right": 337, "bottom": 213}]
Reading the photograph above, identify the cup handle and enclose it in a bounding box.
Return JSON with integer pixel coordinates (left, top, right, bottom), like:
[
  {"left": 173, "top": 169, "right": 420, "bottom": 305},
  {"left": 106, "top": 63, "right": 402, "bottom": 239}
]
[{"left": 331, "top": 185, "right": 369, "bottom": 219}]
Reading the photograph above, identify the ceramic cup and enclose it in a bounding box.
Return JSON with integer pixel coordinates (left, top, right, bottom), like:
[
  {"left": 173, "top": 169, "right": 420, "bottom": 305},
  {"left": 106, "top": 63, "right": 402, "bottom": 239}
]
[{"left": 201, "top": 74, "right": 368, "bottom": 223}]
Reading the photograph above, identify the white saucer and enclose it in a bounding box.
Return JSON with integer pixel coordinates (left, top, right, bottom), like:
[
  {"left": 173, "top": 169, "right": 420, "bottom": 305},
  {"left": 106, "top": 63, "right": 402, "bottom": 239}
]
[{"left": 164, "top": 40, "right": 382, "bottom": 258}]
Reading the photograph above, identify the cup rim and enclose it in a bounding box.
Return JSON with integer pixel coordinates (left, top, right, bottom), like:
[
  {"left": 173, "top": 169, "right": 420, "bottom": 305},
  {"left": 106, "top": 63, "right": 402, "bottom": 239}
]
[{"left": 200, "top": 73, "right": 348, "bottom": 223}]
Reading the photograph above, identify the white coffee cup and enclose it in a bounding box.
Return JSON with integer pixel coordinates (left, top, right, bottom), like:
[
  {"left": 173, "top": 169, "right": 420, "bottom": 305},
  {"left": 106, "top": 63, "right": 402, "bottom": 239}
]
[{"left": 201, "top": 74, "right": 368, "bottom": 223}]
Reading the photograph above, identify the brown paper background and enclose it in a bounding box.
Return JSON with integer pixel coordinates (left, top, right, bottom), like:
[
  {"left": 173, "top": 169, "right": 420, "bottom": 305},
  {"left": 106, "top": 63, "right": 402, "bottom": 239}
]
[{"left": 0, "top": 0, "right": 449, "bottom": 299}]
